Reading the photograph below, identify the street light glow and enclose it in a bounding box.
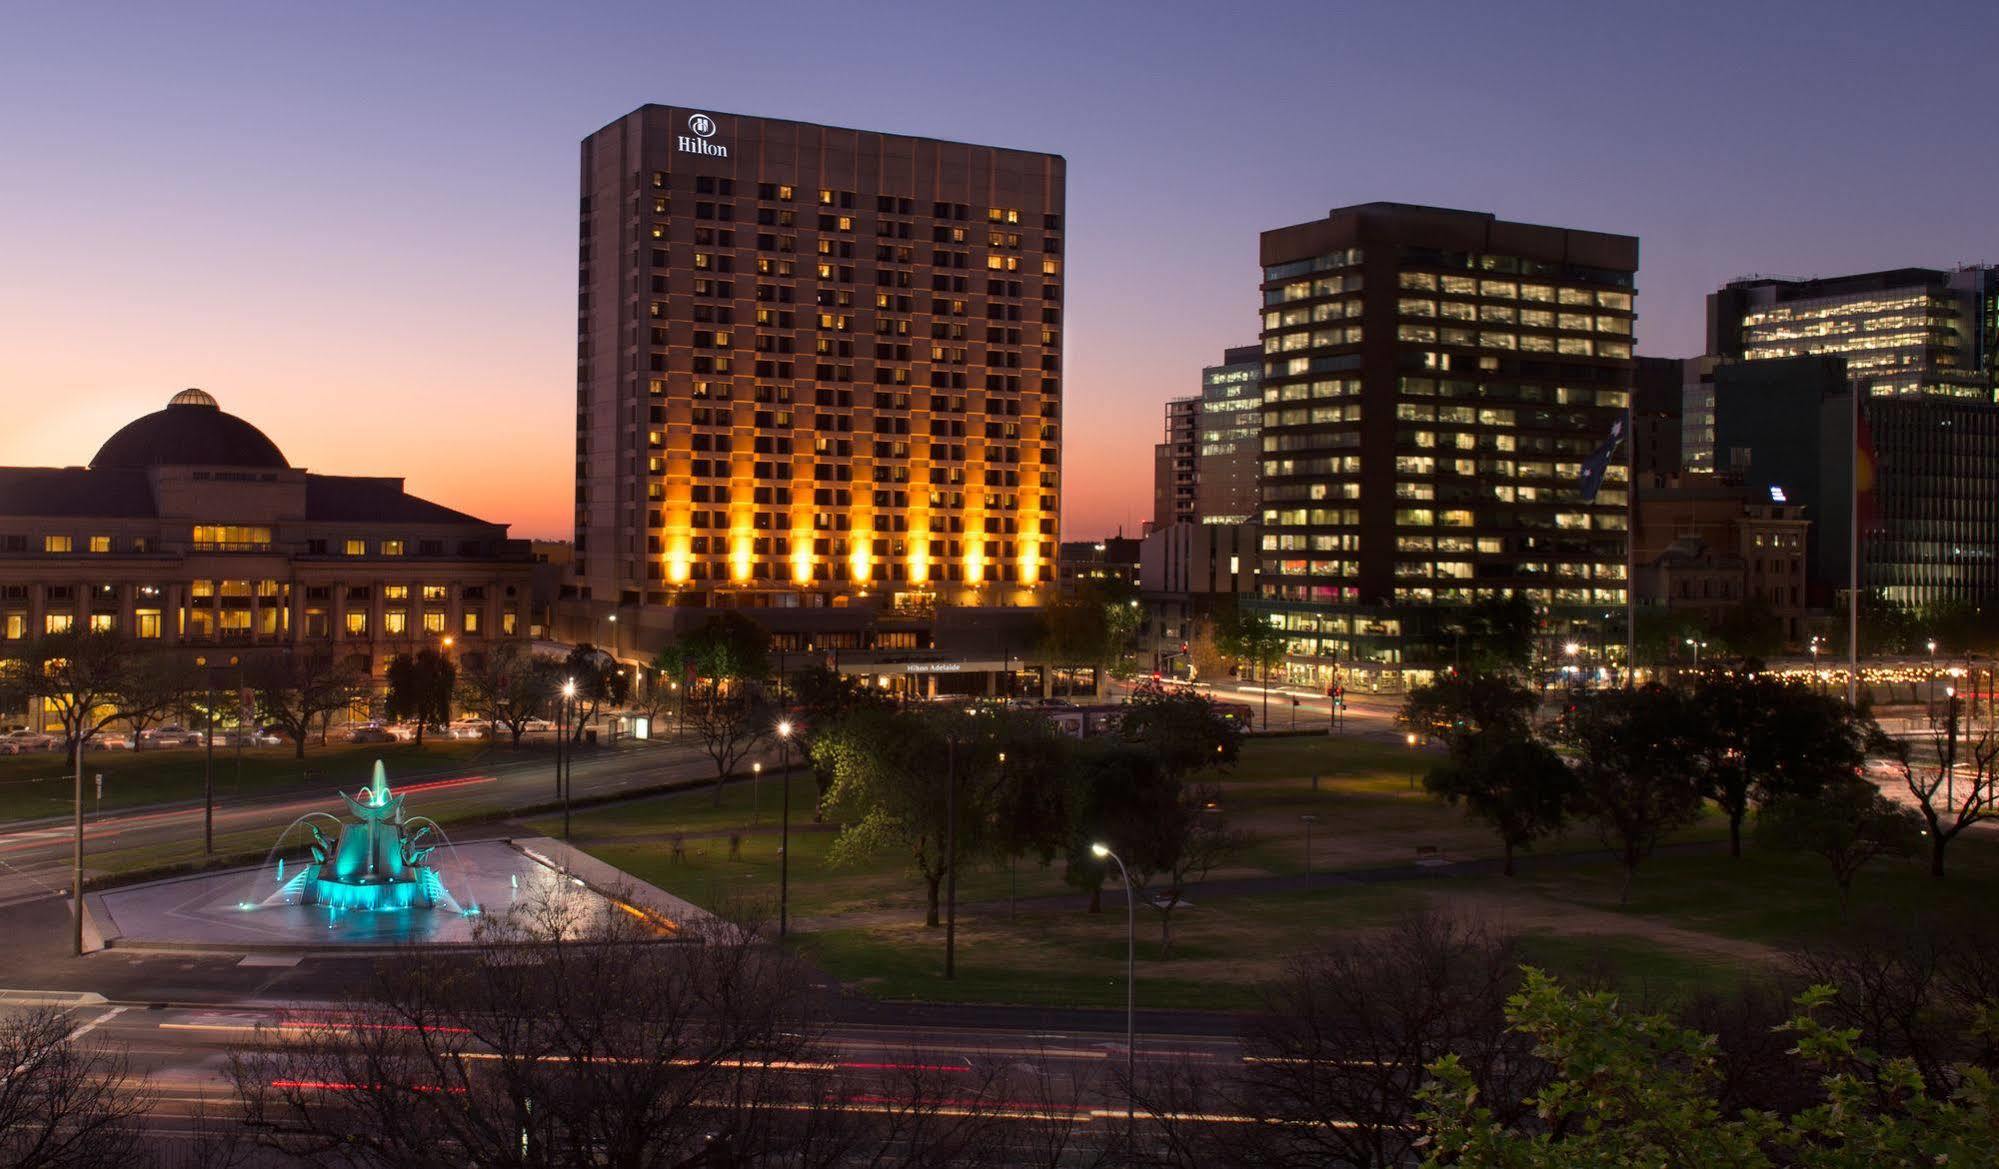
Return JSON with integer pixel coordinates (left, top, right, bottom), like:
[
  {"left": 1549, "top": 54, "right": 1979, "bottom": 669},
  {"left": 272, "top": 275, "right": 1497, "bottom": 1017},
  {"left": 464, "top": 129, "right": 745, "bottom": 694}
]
[
  {"left": 1090, "top": 842, "right": 1110, "bottom": 859},
  {"left": 1563, "top": 641, "right": 1579, "bottom": 656},
  {"left": 776, "top": 719, "right": 793, "bottom": 738},
  {"left": 1405, "top": 732, "right": 1418, "bottom": 747},
  {"left": 562, "top": 679, "right": 576, "bottom": 699}
]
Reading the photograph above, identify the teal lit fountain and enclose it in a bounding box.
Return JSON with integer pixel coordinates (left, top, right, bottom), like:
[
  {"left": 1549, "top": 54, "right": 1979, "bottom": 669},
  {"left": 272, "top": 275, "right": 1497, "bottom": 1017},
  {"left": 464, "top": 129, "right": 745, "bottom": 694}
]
[{"left": 260, "top": 762, "right": 470, "bottom": 916}]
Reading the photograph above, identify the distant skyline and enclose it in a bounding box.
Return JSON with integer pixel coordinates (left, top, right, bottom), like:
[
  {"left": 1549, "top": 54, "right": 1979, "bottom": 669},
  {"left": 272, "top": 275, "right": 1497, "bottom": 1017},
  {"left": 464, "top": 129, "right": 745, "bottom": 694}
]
[{"left": 3, "top": 1, "right": 1993, "bottom": 540}]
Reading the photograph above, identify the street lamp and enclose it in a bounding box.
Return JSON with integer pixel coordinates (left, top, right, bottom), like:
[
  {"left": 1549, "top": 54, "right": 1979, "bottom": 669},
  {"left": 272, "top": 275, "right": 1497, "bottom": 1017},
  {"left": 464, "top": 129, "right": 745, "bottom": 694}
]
[
  {"left": 1810, "top": 636, "right": 1822, "bottom": 696},
  {"left": 1301, "top": 813, "right": 1319, "bottom": 884},
  {"left": 560, "top": 678, "right": 577, "bottom": 839},
  {"left": 1090, "top": 841, "right": 1136, "bottom": 1117},
  {"left": 776, "top": 719, "right": 794, "bottom": 938},
  {"left": 1929, "top": 639, "right": 1939, "bottom": 718},
  {"left": 1405, "top": 731, "right": 1420, "bottom": 790},
  {"left": 752, "top": 760, "right": 763, "bottom": 826},
  {"left": 1684, "top": 638, "right": 1706, "bottom": 668}
]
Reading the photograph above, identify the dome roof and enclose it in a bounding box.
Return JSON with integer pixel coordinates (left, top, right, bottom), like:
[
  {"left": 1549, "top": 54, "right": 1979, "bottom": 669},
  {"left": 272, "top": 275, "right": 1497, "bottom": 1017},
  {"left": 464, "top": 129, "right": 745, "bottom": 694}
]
[{"left": 91, "top": 390, "right": 290, "bottom": 470}]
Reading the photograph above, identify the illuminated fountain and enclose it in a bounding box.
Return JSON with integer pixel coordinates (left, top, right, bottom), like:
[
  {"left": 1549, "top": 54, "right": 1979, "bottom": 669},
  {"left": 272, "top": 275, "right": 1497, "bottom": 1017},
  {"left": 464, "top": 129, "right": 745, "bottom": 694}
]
[{"left": 259, "top": 762, "right": 472, "bottom": 916}]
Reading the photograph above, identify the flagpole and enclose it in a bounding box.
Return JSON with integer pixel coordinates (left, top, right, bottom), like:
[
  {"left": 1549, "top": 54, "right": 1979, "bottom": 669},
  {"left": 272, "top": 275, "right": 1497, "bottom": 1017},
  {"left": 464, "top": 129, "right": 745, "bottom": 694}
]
[
  {"left": 1625, "top": 405, "right": 1635, "bottom": 687},
  {"left": 1848, "top": 386, "right": 1859, "bottom": 707}
]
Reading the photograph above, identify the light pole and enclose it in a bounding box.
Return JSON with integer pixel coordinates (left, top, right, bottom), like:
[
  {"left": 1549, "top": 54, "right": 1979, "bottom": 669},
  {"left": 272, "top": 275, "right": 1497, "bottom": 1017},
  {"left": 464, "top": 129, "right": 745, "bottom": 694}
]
[
  {"left": 1405, "top": 731, "right": 1420, "bottom": 790},
  {"left": 944, "top": 731, "right": 959, "bottom": 979},
  {"left": 1928, "top": 639, "right": 1939, "bottom": 720},
  {"left": 1684, "top": 637, "right": 1705, "bottom": 669},
  {"left": 560, "top": 678, "right": 576, "bottom": 840},
  {"left": 1090, "top": 841, "right": 1136, "bottom": 1123},
  {"left": 752, "top": 761, "right": 763, "bottom": 827},
  {"left": 1810, "top": 636, "right": 1822, "bottom": 697},
  {"left": 1564, "top": 641, "right": 1580, "bottom": 689},
  {"left": 776, "top": 719, "right": 793, "bottom": 938},
  {"left": 1301, "top": 813, "right": 1318, "bottom": 884}
]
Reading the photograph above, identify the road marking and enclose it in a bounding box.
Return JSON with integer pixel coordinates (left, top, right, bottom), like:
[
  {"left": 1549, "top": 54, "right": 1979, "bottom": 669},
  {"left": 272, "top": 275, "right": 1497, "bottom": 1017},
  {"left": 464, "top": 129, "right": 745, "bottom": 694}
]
[{"left": 66, "top": 1005, "right": 128, "bottom": 1041}]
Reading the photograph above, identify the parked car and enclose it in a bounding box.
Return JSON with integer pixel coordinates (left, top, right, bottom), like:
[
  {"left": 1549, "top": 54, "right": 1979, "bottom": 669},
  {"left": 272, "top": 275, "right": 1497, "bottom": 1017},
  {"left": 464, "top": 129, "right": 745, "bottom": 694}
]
[
  {"left": 347, "top": 725, "right": 397, "bottom": 745},
  {"left": 87, "top": 733, "right": 132, "bottom": 751},
  {"left": 446, "top": 720, "right": 492, "bottom": 740},
  {"left": 0, "top": 730, "right": 56, "bottom": 754},
  {"left": 221, "top": 727, "right": 282, "bottom": 748},
  {"left": 139, "top": 725, "right": 204, "bottom": 748},
  {"left": 520, "top": 718, "right": 554, "bottom": 734}
]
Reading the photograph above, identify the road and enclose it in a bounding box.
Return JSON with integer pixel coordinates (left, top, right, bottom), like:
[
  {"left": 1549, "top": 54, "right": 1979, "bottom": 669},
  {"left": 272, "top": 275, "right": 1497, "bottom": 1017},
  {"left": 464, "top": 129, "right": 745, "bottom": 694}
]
[{"left": 0, "top": 736, "right": 741, "bottom": 908}]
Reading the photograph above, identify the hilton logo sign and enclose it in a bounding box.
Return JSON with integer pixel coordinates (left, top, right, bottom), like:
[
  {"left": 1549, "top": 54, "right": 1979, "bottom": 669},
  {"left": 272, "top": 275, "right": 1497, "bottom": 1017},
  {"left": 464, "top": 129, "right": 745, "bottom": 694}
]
[{"left": 678, "top": 112, "right": 727, "bottom": 157}]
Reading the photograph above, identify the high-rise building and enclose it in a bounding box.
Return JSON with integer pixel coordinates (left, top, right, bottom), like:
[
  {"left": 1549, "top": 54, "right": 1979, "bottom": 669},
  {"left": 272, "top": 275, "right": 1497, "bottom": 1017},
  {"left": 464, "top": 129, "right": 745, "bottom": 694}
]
[
  {"left": 1152, "top": 395, "right": 1200, "bottom": 530},
  {"left": 1709, "top": 267, "right": 1998, "bottom": 400},
  {"left": 1255, "top": 203, "right": 1637, "bottom": 681},
  {"left": 574, "top": 105, "right": 1065, "bottom": 624},
  {"left": 1194, "top": 345, "right": 1263, "bottom": 524}
]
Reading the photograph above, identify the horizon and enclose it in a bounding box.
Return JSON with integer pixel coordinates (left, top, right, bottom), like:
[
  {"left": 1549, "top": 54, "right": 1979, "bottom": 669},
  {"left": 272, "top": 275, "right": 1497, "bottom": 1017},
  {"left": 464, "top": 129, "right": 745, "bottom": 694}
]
[{"left": 3, "top": 0, "right": 1993, "bottom": 540}]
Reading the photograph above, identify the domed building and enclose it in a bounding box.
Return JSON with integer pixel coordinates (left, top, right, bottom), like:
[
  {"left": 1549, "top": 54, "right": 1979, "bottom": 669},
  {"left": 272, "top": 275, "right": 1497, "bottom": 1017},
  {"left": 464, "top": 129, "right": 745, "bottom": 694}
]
[{"left": 0, "top": 390, "right": 532, "bottom": 689}]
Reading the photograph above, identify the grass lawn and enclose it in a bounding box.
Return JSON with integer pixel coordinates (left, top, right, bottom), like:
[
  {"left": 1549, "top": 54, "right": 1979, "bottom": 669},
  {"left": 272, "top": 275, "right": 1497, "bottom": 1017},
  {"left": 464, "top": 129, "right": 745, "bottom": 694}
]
[
  {"left": 543, "top": 735, "right": 1966, "bottom": 1011},
  {"left": 0, "top": 740, "right": 494, "bottom": 823}
]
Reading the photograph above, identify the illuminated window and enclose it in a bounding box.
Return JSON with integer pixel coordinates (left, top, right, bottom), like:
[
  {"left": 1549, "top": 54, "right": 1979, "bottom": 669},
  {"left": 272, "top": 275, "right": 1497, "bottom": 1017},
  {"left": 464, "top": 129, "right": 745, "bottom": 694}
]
[
  {"left": 501, "top": 612, "right": 518, "bottom": 636},
  {"left": 192, "top": 524, "right": 272, "bottom": 550},
  {"left": 345, "top": 611, "right": 368, "bottom": 636},
  {"left": 45, "top": 613, "right": 73, "bottom": 634},
  {"left": 135, "top": 610, "right": 161, "bottom": 639},
  {"left": 344, "top": 539, "right": 366, "bottom": 556},
  {"left": 88, "top": 536, "right": 111, "bottom": 553},
  {"left": 43, "top": 535, "right": 71, "bottom": 553},
  {"left": 385, "top": 609, "right": 408, "bottom": 636},
  {"left": 462, "top": 610, "right": 481, "bottom": 635},
  {"left": 380, "top": 540, "right": 406, "bottom": 556},
  {"left": 3, "top": 613, "right": 23, "bottom": 640}
]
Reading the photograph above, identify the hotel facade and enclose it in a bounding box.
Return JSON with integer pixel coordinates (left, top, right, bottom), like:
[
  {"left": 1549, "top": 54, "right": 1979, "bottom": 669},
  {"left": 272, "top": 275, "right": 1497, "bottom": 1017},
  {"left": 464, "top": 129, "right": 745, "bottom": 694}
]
[{"left": 573, "top": 105, "right": 1066, "bottom": 641}]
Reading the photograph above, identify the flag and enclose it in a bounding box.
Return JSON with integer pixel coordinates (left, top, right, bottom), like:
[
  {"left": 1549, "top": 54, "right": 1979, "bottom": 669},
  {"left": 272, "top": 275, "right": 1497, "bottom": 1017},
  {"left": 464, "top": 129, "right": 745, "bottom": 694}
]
[
  {"left": 1856, "top": 409, "right": 1880, "bottom": 534},
  {"left": 1577, "top": 415, "right": 1627, "bottom": 502}
]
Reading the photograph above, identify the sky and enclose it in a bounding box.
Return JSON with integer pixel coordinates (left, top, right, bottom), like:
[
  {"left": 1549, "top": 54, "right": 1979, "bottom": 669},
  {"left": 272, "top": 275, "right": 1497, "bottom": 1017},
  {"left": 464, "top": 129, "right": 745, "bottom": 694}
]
[{"left": 2, "top": 1, "right": 1993, "bottom": 541}]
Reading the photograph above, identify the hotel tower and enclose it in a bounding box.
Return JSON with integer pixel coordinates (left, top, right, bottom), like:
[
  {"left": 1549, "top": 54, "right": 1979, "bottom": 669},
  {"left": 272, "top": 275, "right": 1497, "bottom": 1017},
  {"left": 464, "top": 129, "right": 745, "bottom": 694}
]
[{"left": 573, "top": 105, "right": 1066, "bottom": 620}]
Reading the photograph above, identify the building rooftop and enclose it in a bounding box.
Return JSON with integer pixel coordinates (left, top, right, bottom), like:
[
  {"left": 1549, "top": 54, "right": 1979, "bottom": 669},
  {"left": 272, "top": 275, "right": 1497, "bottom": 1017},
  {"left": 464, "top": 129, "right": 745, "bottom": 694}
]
[{"left": 91, "top": 389, "right": 290, "bottom": 470}]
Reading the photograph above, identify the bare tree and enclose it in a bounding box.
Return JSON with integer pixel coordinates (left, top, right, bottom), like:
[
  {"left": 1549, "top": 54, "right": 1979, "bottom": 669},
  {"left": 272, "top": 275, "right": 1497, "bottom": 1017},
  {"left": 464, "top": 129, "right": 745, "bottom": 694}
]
[
  {"left": 1876, "top": 716, "right": 1999, "bottom": 878},
  {"left": 231, "top": 894, "right": 829, "bottom": 1168},
  {"left": 0, "top": 1005, "right": 155, "bottom": 1169},
  {"left": 456, "top": 641, "right": 557, "bottom": 747},
  {"left": 1132, "top": 911, "right": 1544, "bottom": 1169},
  {"left": 1122, "top": 782, "right": 1245, "bottom": 957},
  {"left": 118, "top": 651, "right": 197, "bottom": 748},
  {"left": 246, "top": 651, "right": 370, "bottom": 759},
  {"left": 690, "top": 682, "right": 773, "bottom": 807},
  {"left": 0, "top": 629, "right": 148, "bottom": 762}
]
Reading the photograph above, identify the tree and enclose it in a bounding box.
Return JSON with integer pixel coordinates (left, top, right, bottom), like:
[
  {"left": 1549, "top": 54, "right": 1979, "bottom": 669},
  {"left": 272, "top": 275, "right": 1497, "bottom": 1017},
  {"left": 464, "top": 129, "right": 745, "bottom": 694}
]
[
  {"left": 246, "top": 651, "right": 370, "bottom": 759},
  {"left": 1185, "top": 615, "right": 1231, "bottom": 682},
  {"left": 673, "top": 615, "right": 775, "bottom": 803},
  {"left": 1128, "top": 912, "right": 1543, "bottom": 1169},
  {"left": 984, "top": 707, "right": 1074, "bottom": 887},
  {"left": 230, "top": 894, "right": 837, "bottom": 1169},
  {"left": 1062, "top": 740, "right": 1169, "bottom": 914},
  {"left": 1119, "top": 779, "right": 1243, "bottom": 956},
  {"left": 1118, "top": 680, "right": 1242, "bottom": 780},
  {"left": 0, "top": 1005, "right": 156, "bottom": 1169},
  {"left": 1426, "top": 731, "right": 1577, "bottom": 877},
  {"left": 383, "top": 647, "right": 455, "bottom": 745},
  {"left": 1684, "top": 670, "right": 1873, "bottom": 858},
  {"left": 1417, "top": 970, "right": 1999, "bottom": 1168},
  {"left": 0, "top": 629, "right": 158, "bottom": 763},
  {"left": 1036, "top": 577, "right": 1141, "bottom": 697},
  {"left": 1874, "top": 701, "right": 1999, "bottom": 878},
  {"left": 1756, "top": 777, "right": 1923, "bottom": 914},
  {"left": 118, "top": 651, "right": 196, "bottom": 749},
  {"left": 1559, "top": 685, "right": 1706, "bottom": 903},
  {"left": 1227, "top": 611, "right": 1288, "bottom": 728},
  {"left": 676, "top": 612, "right": 772, "bottom": 691},
  {"left": 560, "top": 643, "right": 628, "bottom": 743},
  {"left": 1713, "top": 592, "right": 1786, "bottom": 660},
  {"left": 688, "top": 680, "right": 774, "bottom": 806},
  {"left": 817, "top": 705, "right": 996, "bottom": 928},
  {"left": 787, "top": 663, "right": 894, "bottom": 818},
  {"left": 1400, "top": 667, "right": 1540, "bottom": 748},
  {"left": 456, "top": 641, "right": 558, "bottom": 748}
]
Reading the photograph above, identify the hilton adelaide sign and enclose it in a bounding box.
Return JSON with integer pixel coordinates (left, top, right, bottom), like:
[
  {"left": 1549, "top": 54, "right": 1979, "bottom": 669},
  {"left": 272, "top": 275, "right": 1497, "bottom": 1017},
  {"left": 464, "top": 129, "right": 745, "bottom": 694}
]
[{"left": 679, "top": 112, "right": 727, "bottom": 157}]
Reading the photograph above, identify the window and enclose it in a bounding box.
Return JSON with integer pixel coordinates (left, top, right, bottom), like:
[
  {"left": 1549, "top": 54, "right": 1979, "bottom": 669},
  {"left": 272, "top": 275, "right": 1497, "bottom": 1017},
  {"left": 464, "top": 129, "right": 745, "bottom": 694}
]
[
  {"left": 384, "top": 609, "right": 408, "bottom": 636},
  {"left": 345, "top": 611, "right": 368, "bottom": 636},
  {"left": 421, "top": 585, "right": 447, "bottom": 602},
  {"left": 344, "top": 539, "right": 365, "bottom": 556},
  {"left": 43, "top": 535, "right": 71, "bottom": 553},
  {"left": 191, "top": 524, "right": 272, "bottom": 550},
  {"left": 422, "top": 610, "right": 446, "bottom": 635},
  {"left": 380, "top": 540, "right": 406, "bottom": 556},
  {"left": 462, "top": 610, "right": 481, "bottom": 635},
  {"left": 3, "top": 613, "right": 22, "bottom": 640},
  {"left": 89, "top": 613, "right": 115, "bottom": 632},
  {"left": 45, "top": 613, "right": 73, "bottom": 634},
  {"left": 88, "top": 535, "right": 111, "bottom": 553},
  {"left": 502, "top": 611, "right": 518, "bottom": 636}
]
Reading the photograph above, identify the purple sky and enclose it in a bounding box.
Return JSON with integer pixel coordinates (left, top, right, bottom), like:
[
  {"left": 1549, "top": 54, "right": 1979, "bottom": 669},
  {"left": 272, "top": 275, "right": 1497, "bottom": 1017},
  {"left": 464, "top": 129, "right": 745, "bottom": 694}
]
[{"left": 3, "top": 1, "right": 1992, "bottom": 540}]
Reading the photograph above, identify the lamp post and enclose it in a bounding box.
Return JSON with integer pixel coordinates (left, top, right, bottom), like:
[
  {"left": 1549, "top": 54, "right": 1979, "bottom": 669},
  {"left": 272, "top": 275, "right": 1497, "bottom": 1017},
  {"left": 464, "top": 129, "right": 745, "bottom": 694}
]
[
  {"left": 560, "top": 678, "right": 576, "bottom": 840},
  {"left": 1928, "top": 639, "right": 1939, "bottom": 720},
  {"left": 1405, "top": 731, "right": 1420, "bottom": 790},
  {"left": 1810, "top": 636, "right": 1822, "bottom": 697},
  {"left": 944, "top": 731, "right": 959, "bottom": 979},
  {"left": 776, "top": 719, "right": 793, "bottom": 938},
  {"left": 1301, "top": 813, "right": 1318, "bottom": 884},
  {"left": 752, "top": 761, "right": 763, "bottom": 827},
  {"left": 1684, "top": 637, "right": 1705, "bottom": 669},
  {"left": 1090, "top": 841, "right": 1136, "bottom": 1124}
]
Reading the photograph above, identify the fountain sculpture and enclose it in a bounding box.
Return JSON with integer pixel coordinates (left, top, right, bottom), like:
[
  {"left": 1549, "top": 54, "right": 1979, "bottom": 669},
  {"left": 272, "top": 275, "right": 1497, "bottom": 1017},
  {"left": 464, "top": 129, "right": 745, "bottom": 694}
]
[{"left": 261, "top": 762, "right": 467, "bottom": 915}]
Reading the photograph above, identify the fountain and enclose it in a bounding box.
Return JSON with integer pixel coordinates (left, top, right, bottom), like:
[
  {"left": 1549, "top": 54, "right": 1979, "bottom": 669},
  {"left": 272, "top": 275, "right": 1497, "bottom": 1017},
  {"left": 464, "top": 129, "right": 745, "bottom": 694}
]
[{"left": 261, "top": 762, "right": 468, "bottom": 915}]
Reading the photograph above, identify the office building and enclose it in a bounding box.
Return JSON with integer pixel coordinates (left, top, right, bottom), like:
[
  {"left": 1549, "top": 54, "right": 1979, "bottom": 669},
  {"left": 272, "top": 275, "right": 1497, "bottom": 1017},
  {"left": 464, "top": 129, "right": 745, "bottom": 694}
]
[
  {"left": 1152, "top": 395, "right": 1200, "bottom": 529},
  {"left": 574, "top": 105, "right": 1066, "bottom": 631},
  {"left": 0, "top": 390, "right": 533, "bottom": 723},
  {"left": 1633, "top": 477, "right": 1810, "bottom": 643},
  {"left": 1194, "top": 345, "right": 1263, "bottom": 524},
  {"left": 1632, "top": 356, "right": 1686, "bottom": 479},
  {"left": 1713, "top": 354, "right": 1999, "bottom": 609},
  {"left": 1709, "top": 267, "right": 1998, "bottom": 400},
  {"left": 1254, "top": 203, "right": 1637, "bottom": 682}
]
